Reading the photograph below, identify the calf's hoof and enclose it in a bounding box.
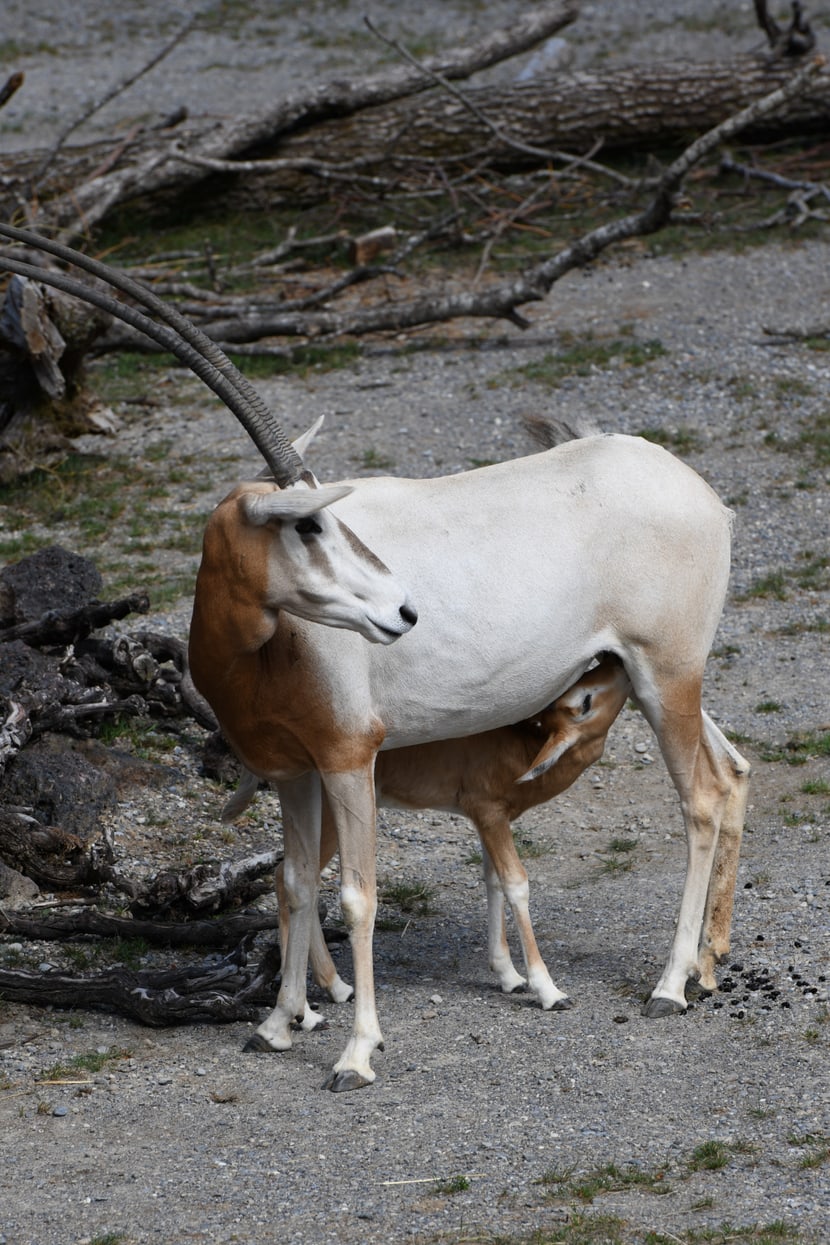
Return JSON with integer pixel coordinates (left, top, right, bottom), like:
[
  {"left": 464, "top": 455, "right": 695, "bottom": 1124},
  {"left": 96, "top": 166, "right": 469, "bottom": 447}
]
[
  {"left": 641, "top": 995, "right": 686, "bottom": 1019},
  {"left": 322, "top": 1068, "right": 373, "bottom": 1093}
]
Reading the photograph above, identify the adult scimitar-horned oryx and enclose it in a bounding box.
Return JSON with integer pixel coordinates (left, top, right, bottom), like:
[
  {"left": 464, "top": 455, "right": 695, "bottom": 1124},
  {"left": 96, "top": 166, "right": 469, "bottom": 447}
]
[{"left": 0, "top": 225, "right": 750, "bottom": 1093}]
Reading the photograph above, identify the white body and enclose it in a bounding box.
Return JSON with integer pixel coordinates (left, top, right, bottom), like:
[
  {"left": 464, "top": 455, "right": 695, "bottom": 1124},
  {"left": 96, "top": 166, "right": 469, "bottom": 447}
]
[{"left": 190, "top": 433, "right": 750, "bottom": 1091}]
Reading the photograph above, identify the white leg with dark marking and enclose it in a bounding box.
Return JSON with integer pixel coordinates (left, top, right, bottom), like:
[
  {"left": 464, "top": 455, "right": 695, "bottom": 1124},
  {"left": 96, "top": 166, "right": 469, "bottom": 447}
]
[{"left": 246, "top": 772, "right": 321, "bottom": 1053}]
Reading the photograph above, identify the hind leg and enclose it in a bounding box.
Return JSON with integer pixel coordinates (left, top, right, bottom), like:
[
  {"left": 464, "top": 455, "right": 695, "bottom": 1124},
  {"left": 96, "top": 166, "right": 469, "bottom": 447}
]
[
  {"left": 635, "top": 678, "right": 735, "bottom": 1017},
  {"left": 697, "top": 713, "right": 751, "bottom": 991}
]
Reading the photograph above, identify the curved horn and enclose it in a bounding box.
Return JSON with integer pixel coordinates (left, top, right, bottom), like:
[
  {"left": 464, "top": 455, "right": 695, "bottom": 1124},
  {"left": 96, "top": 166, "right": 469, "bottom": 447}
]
[{"left": 0, "top": 224, "right": 304, "bottom": 486}]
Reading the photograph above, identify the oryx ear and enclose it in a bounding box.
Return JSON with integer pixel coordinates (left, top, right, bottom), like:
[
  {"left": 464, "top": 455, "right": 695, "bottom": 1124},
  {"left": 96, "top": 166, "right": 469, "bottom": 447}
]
[
  {"left": 255, "top": 416, "right": 326, "bottom": 480},
  {"left": 241, "top": 483, "right": 354, "bottom": 525},
  {"left": 516, "top": 733, "right": 573, "bottom": 784},
  {"left": 292, "top": 414, "right": 325, "bottom": 459}
]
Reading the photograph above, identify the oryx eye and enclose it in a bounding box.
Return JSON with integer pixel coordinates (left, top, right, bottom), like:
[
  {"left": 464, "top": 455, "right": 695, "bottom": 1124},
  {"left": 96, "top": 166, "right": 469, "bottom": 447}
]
[
  {"left": 581, "top": 693, "right": 593, "bottom": 715},
  {"left": 294, "top": 516, "right": 323, "bottom": 538}
]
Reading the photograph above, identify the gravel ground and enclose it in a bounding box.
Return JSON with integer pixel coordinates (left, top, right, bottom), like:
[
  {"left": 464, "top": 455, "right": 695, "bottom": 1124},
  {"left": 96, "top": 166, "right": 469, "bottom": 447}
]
[{"left": 1, "top": 5, "right": 829, "bottom": 1245}]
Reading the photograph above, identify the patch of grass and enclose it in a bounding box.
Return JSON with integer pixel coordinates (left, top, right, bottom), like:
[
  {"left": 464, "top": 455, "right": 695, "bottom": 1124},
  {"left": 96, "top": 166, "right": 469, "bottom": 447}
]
[
  {"left": 539, "top": 1162, "right": 669, "bottom": 1205},
  {"left": 794, "top": 553, "right": 829, "bottom": 592},
  {"left": 737, "top": 570, "right": 788, "bottom": 602},
  {"left": 773, "top": 376, "right": 814, "bottom": 400},
  {"left": 755, "top": 701, "right": 782, "bottom": 714},
  {"left": 801, "top": 779, "right": 830, "bottom": 796},
  {"left": 379, "top": 878, "right": 432, "bottom": 916},
  {"left": 760, "top": 731, "right": 830, "bottom": 766},
  {"left": 608, "top": 837, "right": 638, "bottom": 854},
  {"left": 432, "top": 1174, "right": 470, "bottom": 1195},
  {"left": 97, "top": 718, "right": 177, "bottom": 759},
  {"left": 686, "top": 1139, "right": 755, "bottom": 1173},
  {"left": 788, "top": 1132, "right": 830, "bottom": 1171},
  {"left": 514, "top": 830, "right": 551, "bottom": 860},
  {"left": 229, "top": 342, "right": 361, "bottom": 378},
  {"left": 38, "top": 1047, "right": 132, "bottom": 1081},
  {"left": 497, "top": 334, "right": 666, "bottom": 389},
  {"left": 90, "top": 352, "right": 171, "bottom": 403},
  {"left": 596, "top": 837, "right": 639, "bottom": 876},
  {"left": 0, "top": 445, "right": 207, "bottom": 605},
  {"left": 357, "top": 447, "right": 396, "bottom": 472}
]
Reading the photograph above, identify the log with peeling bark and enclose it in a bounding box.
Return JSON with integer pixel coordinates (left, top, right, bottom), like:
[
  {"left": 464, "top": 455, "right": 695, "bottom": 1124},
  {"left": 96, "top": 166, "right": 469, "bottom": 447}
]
[
  {"left": 0, "top": 939, "right": 284, "bottom": 1026},
  {"left": 87, "top": 56, "right": 825, "bottom": 352},
  {"left": 184, "top": 57, "right": 830, "bottom": 201},
  {"left": 128, "top": 852, "right": 282, "bottom": 919},
  {"left": 2, "top": 1, "right": 578, "bottom": 240},
  {"left": 2, "top": 49, "right": 827, "bottom": 242},
  {"left": 0, "top": 905, "right": 282, "bottom": 948}
]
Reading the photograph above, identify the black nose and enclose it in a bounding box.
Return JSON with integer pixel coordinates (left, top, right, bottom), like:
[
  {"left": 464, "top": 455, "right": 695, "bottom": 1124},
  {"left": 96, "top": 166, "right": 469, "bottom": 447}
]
[{"left": 400, "top": 603, "right": 418, "bottom": 627}]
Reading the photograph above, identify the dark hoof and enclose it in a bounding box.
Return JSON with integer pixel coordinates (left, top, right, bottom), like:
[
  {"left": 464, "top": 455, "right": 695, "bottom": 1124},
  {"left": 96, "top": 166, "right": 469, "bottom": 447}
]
[
  {"left": 322, "top": 1069, "right": 373, "bottom": 1093},
  {"left": 641, "top": 996, "right": 687, "bottom": 1019},
  {"left": 243, "top": 1033, "right": 278, "bottom": 1053},
  {"left": 551, "top": 996, "right": 573, "bottom": 1012}
]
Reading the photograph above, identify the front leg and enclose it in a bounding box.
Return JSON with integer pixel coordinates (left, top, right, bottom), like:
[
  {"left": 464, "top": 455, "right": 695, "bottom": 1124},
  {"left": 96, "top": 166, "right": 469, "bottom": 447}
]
[
  {"left": 320, "top": 765, "right": 383, "bottom": 1092},
  {"left": 245, "top": 772, "right": 321, "bottom": 1053}
]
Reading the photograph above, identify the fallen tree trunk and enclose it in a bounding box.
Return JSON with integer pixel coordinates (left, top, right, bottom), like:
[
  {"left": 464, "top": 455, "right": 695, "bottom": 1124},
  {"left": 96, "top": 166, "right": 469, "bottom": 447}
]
[
  {"left": 183, "top": 56, "right": 830, "bottom": 204},
  {"left": 84, "top": 57, "right": 825, "bottom": 352},
  {"left": 4, "top": 8, "right": 827, "bottom": 239},
  {"left": 4, "top": 1, "right": 578, "bottom": 240}
]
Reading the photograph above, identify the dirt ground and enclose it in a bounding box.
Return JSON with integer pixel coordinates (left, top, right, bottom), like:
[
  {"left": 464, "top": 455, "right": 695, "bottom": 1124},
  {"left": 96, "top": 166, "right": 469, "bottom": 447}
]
[{"left": 1, "top": 4, "right": 829, "bottom": 1244}]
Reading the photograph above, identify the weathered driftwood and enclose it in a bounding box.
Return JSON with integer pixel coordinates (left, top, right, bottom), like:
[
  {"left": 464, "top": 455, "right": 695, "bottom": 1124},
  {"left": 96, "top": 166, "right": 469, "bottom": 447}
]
[
  {"left": 0, "top": 905, "right": 281, "bottom": 948},
  {"left": 128, "top": 852, "right": 282, "bottom": 919},
  {"left": 0, "top": 938, "right": 283, "bottom": 1026},
  {"left": 0, "top": 592, "right": 150, "bottom": 648},
  {"left": 0, "top": 806, "right": 115, "bottom": 891}
]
